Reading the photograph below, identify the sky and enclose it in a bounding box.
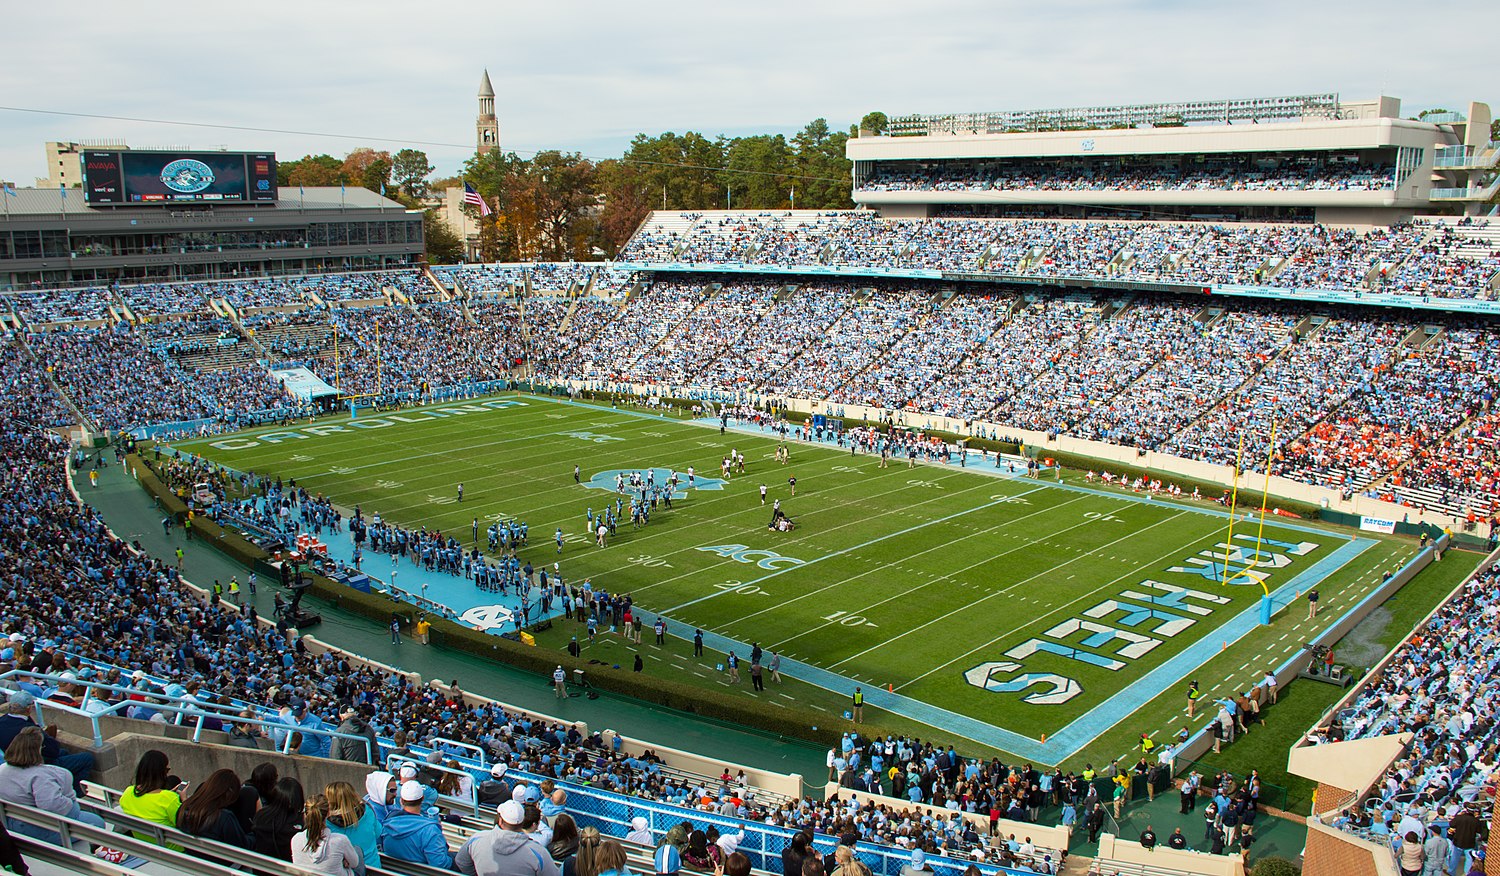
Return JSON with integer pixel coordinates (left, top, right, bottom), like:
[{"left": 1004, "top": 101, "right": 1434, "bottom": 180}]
[{"left": 2, "top": 0, "right": 1497, "bottom": 184}]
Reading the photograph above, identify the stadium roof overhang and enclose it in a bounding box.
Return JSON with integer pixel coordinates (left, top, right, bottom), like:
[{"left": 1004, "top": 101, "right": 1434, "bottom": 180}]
[{"left": 1287, "top": 733, "right": 1412, "bottom": 796}]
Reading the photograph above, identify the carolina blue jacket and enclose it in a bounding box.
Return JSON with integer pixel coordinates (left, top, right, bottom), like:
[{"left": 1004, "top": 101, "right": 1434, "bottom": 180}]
[{"left": 383, "top": 810, "right": 453, "bottom": 869}]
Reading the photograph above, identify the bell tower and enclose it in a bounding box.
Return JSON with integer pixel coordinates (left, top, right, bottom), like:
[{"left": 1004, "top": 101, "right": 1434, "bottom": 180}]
[{"left": 476, "top": 69, "right": 499, "bottom": 156}]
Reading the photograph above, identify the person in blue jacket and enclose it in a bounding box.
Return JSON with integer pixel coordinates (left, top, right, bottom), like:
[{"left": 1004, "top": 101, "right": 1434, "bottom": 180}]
[{"left": 382, "top": 780, "right": 453, "bottom": 869}]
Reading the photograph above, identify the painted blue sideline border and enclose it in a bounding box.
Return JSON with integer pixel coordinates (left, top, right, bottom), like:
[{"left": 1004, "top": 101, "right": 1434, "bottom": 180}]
[
  {"left": 629, "top": 538, "right": 1374, "bottom": 764},
  {"left": 169, "top": 391, "right": 1387, "bottom": 764}
]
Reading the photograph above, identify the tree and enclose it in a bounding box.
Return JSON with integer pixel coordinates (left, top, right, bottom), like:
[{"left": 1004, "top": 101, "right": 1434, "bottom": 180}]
[
  {"left": 421, "top": 208, "right": 464, "bottom": 264},
  {"left": 792, "top": 119, "right": 854, "bottom": 209},
  {"left": 596, "top": 159, "right": 654, "bottom": 255},
  {"left": 392, "top": 149, "right": 435, "bottom": 199},
  {"left": 342, "top": 148, "right": 392, "bottom": 193},
  {"left": 723, "top": 134, "right": 792, "bottom": 209},
  {"left": 621, "top": 132, "right": 727, "bottom": 211},
  {"left": 476, "top": 218, "right": 503, "bottom": 263},
  {"left": 859, "top": 111, "right": 889, "bottom": 137},
  {"left": 1250, "top": 857, "right": 1300, "bottom": 876},
  {"left": 282, "top": 154, "right": 344, "bottom": 187}
]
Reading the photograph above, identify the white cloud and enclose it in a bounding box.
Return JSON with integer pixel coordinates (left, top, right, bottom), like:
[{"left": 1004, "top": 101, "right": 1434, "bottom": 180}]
[{"left": 1, "top": 0, "right": 1495, "bottom": 182}]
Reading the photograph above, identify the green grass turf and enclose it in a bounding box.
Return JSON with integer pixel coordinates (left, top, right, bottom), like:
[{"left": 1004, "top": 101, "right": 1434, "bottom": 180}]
[{"left": 173, "top": 392, "right": 1476, "bottom": 766}]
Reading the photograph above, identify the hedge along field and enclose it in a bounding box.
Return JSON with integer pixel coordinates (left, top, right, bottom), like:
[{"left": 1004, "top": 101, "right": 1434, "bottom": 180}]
[{"left": 173, "top": 393, "right": 1435, "bottom": 761}]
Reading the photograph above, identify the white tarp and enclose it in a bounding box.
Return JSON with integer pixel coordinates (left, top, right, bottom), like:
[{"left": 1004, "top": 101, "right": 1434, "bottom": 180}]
[{"left": 269, "top": 366, "right": 339, "bottom": 401}]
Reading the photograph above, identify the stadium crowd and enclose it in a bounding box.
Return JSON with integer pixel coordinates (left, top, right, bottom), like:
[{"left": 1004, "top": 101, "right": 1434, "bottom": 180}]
[
  {"left": 1, "top": 265, "right": 1496, "bottom": 875},
  {"left": 856, "top": 160, "right": 1394, "bottom": 194},
  {"left": 619, "top": 213, "right": 1500, "bottom": 300},
  {"left": 14, "top": 262, "right": 1500, "bottom": 517}
]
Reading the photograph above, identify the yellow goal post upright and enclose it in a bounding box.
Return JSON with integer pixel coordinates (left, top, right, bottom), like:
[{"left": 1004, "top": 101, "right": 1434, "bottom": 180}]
[
  {"left": 1221, "top": 420, "right": 1282, "bottom": 624},
  {"left": 331, "top": 318, "right": 386, "bottom": 418}
]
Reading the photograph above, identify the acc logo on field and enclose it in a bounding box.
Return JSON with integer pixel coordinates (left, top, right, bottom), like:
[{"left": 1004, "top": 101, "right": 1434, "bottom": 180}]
[
  {"left": 159, "top": 159, "right": 216, "bottom": 193},
  {"left": 459, "top": 604, "right": 515, "bottom": 631},
  {"left": 584, "top": 467, "right": 725, "bottom": 499}
]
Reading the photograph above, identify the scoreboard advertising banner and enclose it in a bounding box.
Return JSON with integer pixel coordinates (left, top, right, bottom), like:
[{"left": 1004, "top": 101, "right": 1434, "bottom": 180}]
[{"left": 82, "top": 151, "right": 278, "bottom": 205}]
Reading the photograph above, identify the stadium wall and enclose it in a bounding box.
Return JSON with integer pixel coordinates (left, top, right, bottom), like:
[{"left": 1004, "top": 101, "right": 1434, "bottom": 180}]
[
  {"left": 1302, "top": 816, "right": 1398, "bottom": 876},
  {"left": 818, "top": 782, "right": 1070, "bottom": 852},
  {"left": 1093, "top": 832, "right": 1246, "bottom": 876}
]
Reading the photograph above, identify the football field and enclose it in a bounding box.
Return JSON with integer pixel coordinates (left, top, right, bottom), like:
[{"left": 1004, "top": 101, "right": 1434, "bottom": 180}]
[{"left": 175, "top": 392, "right": 1412, "bottom": 762}]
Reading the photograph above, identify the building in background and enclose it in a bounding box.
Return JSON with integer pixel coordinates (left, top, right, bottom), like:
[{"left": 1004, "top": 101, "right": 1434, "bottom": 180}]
[
  {"left": 477, "top": 69, "right": 500, "bottom": 157},
  {"left": 35, "top": 140, "right": 130, "bottom": 189},
  {"left": 849, "top": 94, "right": 1497, "bottom": 225},
  {"left": 0, "top": 184, "right": 422, "bottom": 289}
]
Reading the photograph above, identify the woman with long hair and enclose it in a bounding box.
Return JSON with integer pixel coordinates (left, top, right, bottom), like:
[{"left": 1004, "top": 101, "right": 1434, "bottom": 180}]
[
  {"left": 567, "top": 826, "right": 602, "bottom": 876},
  {"left": 251, "top": 776, "right": 305, "bottom": 861},
  {"left": 233, "top": 763, "right": 278, "bottom": 834},
  {"left": 325, "top": 780, "right": 381, "bottom": 868},
  {"left": 781, "top": 829, "right": 810, "bottom": 876},
  {"left": 119, "top": 750, "right": 183, "bottom": 848},
  {"left": 176, "top": 768, "right": 251, "bottom": 849},
  {"left": 549, "top": 813, "right": 581, "bottom": 863},
  {"left": 292, "top": 794, "right": 363, "bottom": 876},
  {"left": 0, "top": 727, "right": 106, "bottom": 849}
]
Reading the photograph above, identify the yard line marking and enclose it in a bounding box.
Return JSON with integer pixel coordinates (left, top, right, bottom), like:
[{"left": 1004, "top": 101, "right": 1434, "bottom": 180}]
[
  {"left": 660, "top": 486, "right": 1050, "bottom": 616},
  {"left": 895, "top": 509, "right": 1198, "bottom": 690},
  {"left": 787, "top": 493, "right": 1137, "bottom": 656},
  {"left": 621, "top": 469, "right": 1000, "bottom": 594},
  {"left": 828, "top": 510, "right": 1192, "bottom": 668}
]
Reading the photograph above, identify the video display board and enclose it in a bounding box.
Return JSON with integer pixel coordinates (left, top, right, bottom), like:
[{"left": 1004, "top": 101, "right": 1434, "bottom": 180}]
[{"left": 82, "top": 151, "right": 277, "bottom": 205}]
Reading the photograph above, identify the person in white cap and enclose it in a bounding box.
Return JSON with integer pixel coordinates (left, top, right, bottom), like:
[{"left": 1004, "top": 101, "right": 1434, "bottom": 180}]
[
  {"left": 381, "top": 780, "right": 452, "bottom": 869},
  {"left": 478, "top": 764, "right": 511, "bottom": 808},
  {"left": 625, "top": 816, "right": 652, "bottom": 846},
  {"left": 899, "top": 848, "right": 933, "bottom": 876},
  {"left": 553, "top": 667, "right": 566, "bottom": 699},
  {"left": 455, "top": 799, "right": 560, "bottom": 876}
]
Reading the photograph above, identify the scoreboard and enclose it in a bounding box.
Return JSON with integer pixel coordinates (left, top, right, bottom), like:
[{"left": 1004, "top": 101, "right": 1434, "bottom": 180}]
[{"left": 82, "top": 150, "right": 277, "bottom": 205}]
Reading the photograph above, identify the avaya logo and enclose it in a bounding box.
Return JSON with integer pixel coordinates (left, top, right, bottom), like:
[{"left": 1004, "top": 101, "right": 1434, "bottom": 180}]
[{"left": 86, "top": 161, "right": 117, "bottom": 171}]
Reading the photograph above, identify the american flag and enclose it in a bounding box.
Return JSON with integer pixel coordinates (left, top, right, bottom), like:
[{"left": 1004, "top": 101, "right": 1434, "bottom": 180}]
[{"left": 462, "top": 182, "right": 492, "bottom": 217}]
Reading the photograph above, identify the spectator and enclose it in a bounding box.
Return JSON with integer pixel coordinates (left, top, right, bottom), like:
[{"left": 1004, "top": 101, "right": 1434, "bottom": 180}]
[
  {"left": 176, "top": 768, "right": 253, "bottom": 851},
  {"left": 252, "top": 777, "right": 306, "bottom": 861},
  {"left": 567, "top": 826, "right": 602, "bottom": 876},
  {"left": 362, "top": 771, "right": 398, "bottom": 825},
  {"left": 455, "top": 798, "right": 561, "bottom": 876},
  {"left": 384, "top": 780, "right": 453, "bottom": 869},
  {"left": 0, "top": 727, "right": 106, "bottom": 850},
  {"left": 899, "top": 848, "right": 933, "bottom": 876},
  {"left": 292, "top": 794, "right": 364, "bottom": 876},
  {"left": 119, "top": 750, "right": 183, "bottom": 848},
  {"left": 325, "top": 780, "right": 382, "bottom": 870},
  {"left": 0, "top": 693, "right": 95, "bottom": 790},
  {"left": 550, "top": 813, "right": 581, "bottom": 862}
]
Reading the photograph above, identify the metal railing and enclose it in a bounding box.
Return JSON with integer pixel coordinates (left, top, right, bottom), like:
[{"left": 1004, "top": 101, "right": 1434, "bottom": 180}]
[
  {"left": 386, "top": 752, "right": 481, "bottom": 815},
  {"left": 429, "top": 735, "right": 488, "bottom": 767},
  {"left": 1, "top": 669, "right": 372, "bottom": 763},
  {"left": 0, "top": 794, "right": 416, "bottom": 876}
]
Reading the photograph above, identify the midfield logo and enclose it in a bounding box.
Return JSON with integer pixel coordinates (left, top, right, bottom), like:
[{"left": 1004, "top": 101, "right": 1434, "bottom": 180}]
[{"left": 582, "top": 467, "right": 726, "bottom": 499}]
